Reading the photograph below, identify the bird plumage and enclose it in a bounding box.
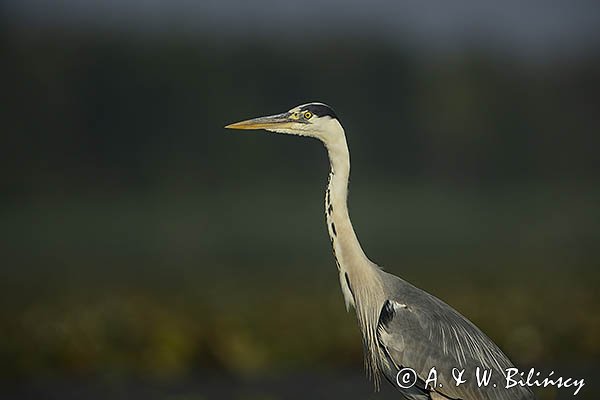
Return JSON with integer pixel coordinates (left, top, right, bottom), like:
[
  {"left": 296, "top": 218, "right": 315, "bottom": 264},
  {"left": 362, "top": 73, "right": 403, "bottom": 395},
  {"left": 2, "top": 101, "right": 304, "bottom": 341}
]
[
  {"left": 226, "top": 102, "right": 535, "bottom": 400},
  {"left": 377, "top": 272, "right": 533, "bottom": 399}
]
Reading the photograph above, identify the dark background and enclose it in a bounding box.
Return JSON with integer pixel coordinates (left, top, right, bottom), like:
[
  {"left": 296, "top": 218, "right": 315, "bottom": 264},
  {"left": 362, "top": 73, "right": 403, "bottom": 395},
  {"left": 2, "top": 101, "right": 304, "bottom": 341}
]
[{"left": 2, "top": 1, "right": 599, "bottom": 399}]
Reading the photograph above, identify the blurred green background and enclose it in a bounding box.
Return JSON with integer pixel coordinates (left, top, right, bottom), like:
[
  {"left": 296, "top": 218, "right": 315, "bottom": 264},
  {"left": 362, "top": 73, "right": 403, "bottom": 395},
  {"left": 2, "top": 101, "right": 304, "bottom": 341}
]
[{"left": 2, "top": 1, "right": 600, "bottom": 399}]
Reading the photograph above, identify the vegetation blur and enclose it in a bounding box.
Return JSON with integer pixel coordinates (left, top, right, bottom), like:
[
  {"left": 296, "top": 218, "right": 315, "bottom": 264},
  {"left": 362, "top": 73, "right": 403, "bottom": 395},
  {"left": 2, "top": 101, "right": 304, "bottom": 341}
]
[{"left": 2, "top": 1, "right": 599, "bottom": 399}]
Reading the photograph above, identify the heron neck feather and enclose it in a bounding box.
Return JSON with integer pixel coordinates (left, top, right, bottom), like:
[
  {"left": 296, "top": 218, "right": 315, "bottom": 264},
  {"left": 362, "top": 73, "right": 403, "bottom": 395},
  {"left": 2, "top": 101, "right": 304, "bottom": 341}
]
[
  {"left": 324, "top": 126, "right": 385, "bottom": 385},
  {"left": 324, "top": 128, "right": 370, "bottom": 268}
]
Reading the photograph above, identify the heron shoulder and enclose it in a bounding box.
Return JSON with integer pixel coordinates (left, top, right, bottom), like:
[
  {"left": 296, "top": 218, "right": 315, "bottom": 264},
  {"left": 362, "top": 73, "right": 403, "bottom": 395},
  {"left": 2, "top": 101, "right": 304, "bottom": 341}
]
[{"left": 375, "top": 270, "right": 534, "bottom": 400}]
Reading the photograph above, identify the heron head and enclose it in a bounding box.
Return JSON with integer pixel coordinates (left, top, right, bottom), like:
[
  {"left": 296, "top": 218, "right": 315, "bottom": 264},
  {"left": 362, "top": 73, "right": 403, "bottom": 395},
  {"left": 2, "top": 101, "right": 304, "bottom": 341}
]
[{"left": 225, "top": 102, "right": 341, "bottom": 141}]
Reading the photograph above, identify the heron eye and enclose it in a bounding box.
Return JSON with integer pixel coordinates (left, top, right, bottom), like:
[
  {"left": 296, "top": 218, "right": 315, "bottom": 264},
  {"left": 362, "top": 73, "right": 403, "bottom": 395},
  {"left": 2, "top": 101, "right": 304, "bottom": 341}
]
[{"left": 303, "top": 111, "right": 313, "bottom": 119}]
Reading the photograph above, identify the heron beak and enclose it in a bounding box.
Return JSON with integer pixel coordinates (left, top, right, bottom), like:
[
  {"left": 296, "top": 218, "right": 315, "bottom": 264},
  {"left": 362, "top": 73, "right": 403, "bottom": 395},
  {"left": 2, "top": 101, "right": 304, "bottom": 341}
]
[{"left": 225, "top": 112, "right": 294, "bottom": 131}]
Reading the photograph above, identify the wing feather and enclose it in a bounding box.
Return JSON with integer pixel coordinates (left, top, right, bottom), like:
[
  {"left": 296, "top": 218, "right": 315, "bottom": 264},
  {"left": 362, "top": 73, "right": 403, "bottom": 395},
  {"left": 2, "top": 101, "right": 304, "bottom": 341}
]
[{"left": 376, "top": 273, "right": 534, "bottom": 400}]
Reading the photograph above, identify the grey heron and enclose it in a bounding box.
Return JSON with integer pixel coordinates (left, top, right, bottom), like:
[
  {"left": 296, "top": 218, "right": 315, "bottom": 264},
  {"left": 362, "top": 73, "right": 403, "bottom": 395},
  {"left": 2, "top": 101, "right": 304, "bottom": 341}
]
[{"left": 226, "top": 103, "right": 535, "bottom": 400}]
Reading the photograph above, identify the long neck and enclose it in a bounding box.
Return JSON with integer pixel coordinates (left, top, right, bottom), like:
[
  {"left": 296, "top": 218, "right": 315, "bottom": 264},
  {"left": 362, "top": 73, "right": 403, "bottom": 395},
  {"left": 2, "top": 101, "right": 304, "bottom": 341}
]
[
  {"left": 323, "top": 124, "right": 385, "bottom": 385},
  {"left": 324, "top": 123, "right": 385, "bottom": 387},
  {"left": 323, "top": 127, "right": 382, "bottom": 298},
  {"left": 325, "top": 135, "right": 369, "bottom": 266}
]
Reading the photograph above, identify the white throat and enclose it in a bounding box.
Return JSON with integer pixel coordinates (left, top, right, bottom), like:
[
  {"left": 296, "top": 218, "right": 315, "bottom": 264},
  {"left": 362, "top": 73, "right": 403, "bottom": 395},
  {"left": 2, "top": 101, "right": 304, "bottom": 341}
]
[{"left": 322, "top": 121, "right": 380, "bottom": 310}]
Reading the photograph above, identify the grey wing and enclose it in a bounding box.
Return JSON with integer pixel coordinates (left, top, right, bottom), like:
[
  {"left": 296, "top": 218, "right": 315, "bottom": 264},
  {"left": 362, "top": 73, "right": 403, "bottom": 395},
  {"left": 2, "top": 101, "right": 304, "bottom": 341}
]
[{"left": 376, "top": 275, "right": 535, "bottom": 400}]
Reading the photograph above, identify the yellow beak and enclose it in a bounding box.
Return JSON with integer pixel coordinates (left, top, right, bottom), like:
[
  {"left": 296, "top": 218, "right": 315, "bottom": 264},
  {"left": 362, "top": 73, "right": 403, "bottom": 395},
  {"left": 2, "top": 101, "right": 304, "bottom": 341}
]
[{"left": 225, "top": 112, "right": 294, "bottom": 131}]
